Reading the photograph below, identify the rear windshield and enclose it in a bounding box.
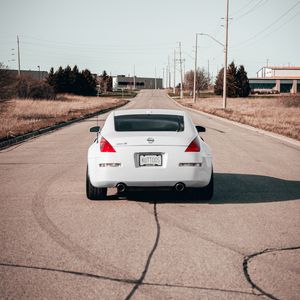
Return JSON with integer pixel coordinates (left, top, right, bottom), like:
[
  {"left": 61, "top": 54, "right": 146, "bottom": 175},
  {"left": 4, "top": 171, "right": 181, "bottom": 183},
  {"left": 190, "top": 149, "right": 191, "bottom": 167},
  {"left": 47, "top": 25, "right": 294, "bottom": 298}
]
[{"left": 114, "top": 114, "right": 184, "bottom": 132}]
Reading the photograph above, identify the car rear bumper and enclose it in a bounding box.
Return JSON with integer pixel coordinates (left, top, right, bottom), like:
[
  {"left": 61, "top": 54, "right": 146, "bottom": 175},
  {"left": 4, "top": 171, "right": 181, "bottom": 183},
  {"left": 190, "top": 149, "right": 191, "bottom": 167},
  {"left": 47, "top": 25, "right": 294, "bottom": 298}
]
[{"left": 88, "top": 156, "right": 212, "bottom": 188}]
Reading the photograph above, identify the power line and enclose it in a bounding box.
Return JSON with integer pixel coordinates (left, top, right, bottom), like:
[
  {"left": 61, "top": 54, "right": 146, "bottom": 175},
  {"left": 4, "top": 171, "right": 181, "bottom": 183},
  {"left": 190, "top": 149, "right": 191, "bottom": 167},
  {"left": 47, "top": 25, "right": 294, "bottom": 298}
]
[
  {"left": 258, "top": 10, "right": 300, "bottom": 40},
  {"left": 20, "top": 34, "right": 175, "bottom": 49},
  {"left": 233, "top": 1, "right": 300, "bottom": 48},
  {"left": 233, "top": 0, "right": 269, "bottom": 22},
  {"left": 231, "top": 0, "right": 257, "bottom": 16}
]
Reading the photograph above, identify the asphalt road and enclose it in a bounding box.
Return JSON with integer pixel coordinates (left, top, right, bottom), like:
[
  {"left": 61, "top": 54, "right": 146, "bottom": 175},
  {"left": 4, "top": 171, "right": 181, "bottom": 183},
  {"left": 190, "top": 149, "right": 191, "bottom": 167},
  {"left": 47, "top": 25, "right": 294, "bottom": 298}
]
[{"left": 1, "top": 90, "right": 299, "bottom": 300}]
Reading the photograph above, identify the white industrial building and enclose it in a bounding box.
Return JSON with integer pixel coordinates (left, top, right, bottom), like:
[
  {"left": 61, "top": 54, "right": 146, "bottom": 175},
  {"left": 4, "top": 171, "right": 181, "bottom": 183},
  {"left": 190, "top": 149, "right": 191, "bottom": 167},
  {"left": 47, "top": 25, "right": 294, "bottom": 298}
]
[
  {"left": 256, "top": 66, "right": 300, "bottom": 78},
  {"left": 249, "top": 66, "right": 300, "bottom": 93}
]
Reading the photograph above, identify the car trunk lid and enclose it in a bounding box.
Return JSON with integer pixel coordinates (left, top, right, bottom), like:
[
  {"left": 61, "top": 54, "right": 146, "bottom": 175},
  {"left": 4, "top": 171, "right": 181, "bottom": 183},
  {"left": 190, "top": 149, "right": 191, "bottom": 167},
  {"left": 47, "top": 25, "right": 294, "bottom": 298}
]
[{"left": 103, "top": 131, "right": 194, "bottom": 147}]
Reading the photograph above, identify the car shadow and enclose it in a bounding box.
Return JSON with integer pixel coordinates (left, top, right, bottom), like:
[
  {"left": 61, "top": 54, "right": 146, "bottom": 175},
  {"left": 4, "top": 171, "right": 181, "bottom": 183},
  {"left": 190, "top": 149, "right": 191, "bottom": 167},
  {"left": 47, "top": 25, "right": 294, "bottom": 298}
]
[{"left": 122, "top": 173, "right": 300, "bottom": 204}]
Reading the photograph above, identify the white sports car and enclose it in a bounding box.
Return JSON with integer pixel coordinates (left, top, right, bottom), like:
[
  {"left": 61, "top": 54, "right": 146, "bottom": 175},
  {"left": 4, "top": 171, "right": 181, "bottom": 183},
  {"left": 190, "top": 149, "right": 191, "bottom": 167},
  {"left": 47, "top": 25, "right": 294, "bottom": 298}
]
[{"left": 86, "top": 109, "right": 213, "bottom": 200}]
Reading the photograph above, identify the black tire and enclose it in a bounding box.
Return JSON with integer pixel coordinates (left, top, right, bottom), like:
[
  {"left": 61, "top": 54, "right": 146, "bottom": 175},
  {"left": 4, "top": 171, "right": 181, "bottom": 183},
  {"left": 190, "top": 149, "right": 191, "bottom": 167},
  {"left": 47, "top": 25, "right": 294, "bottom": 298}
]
[
  {"left": 191, "top": 171, "right": 214, "bottom": 201},
  {"left": 201, "top": 171, "right": 214, "bottom": 200},
  {"left": 86, "top": 167, "right": 107, "bottom": 200}
]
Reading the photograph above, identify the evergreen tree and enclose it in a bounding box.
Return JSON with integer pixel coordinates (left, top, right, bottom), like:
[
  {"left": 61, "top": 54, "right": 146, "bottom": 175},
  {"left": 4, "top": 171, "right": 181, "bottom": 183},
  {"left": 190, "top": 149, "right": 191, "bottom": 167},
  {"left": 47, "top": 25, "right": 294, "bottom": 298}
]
[
  {"left": 236, "top": 65, "right": 250, "bottom": 97},
  {"left": 227, "top": 62, "right": 238, "bottom": 97},
  {"left": 214, "top": 62, "right": 250, "bottom": 98},
  {"left": 81, "top": 69, "right": 97, "bottom": 96},
  {"left": 214, "top": 67, "right": 224, "bottom": 95},
  {"left": 47, "top": 67, "right": 55, "bottom": 86},
  {"left": 63, "top": 65, "right": 72, "bottom": 93},
  {"left": 55, "top": 66, "right": 64, "bottom": 93},
  {"left": 47, "top": 65, "right": 97, "bottom": 96},
  {"left": 71, "top": 65, "right": 80, "bottom": 94}
]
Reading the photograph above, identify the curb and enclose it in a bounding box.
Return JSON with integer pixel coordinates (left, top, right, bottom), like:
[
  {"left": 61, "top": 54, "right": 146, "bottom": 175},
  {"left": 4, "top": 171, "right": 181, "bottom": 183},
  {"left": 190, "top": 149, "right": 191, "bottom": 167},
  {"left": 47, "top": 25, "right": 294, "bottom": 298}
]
[
  {"left": 169, "top": 95, "right": 300, "bottom": 149},
  {"left": 0, "top": 102, "right": 128, "bottom": 150}
]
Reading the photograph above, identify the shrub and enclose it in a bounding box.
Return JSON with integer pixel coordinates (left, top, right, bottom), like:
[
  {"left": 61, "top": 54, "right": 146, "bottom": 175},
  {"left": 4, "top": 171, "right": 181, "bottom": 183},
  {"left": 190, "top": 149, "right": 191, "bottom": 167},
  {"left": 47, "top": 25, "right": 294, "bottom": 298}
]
[
  {"left": 15, "top": 76, "right": 55, "bottom": 100},
  {"left": 0, "top": 63, "right": 16, "bottom": 99}
]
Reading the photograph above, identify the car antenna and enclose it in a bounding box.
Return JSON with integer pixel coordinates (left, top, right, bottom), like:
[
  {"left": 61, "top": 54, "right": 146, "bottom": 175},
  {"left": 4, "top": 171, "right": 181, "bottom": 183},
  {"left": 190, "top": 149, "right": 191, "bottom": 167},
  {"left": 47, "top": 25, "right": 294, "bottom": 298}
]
[{"left": 96, "top": 114, "right": 99, "bottom": 142}]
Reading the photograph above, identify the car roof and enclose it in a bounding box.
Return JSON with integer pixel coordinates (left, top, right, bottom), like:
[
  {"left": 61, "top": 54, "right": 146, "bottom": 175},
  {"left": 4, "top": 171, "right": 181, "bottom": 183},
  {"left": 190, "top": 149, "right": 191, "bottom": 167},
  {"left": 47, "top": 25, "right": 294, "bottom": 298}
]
[{"left": 113, "top": 109, "right": 186, "bottom": 116}]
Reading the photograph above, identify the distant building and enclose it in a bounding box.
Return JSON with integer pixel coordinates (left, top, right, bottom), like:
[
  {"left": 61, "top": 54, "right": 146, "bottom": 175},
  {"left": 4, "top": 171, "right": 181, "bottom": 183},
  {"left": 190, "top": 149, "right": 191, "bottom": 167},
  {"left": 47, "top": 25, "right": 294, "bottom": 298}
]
[
  {"left": 249, "top": 66, "right": 300, "bottom": 94},
  {"left": 112, "top": 75, "right": 163, "bottom": 91},
  {"left": 8, "top": 69, "right": 48, "bottom": 81}
]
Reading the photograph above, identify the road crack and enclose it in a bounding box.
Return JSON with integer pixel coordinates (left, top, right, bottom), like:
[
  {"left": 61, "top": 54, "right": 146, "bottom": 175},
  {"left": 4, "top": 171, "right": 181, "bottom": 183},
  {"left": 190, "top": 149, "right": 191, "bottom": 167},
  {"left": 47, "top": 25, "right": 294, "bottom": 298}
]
[
  {"left": 124, "top": 202, "right": 160, "bottom": 300},
  {"left": 243, "top": 246, "right": 300, "bottom": 300}
]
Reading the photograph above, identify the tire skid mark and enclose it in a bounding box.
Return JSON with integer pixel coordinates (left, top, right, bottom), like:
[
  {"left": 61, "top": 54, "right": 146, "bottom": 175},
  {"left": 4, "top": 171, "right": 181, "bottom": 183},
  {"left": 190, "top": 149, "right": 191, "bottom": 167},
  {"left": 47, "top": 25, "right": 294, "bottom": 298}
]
[
  {"left": 31, "top": 168, "right": 134, "bottom": 280},
  {"left": 31, "top": 169, "right": 167, "bottom": 299},
  {"left": 243, "top": 246, "right": 300, "bottom": 300}
]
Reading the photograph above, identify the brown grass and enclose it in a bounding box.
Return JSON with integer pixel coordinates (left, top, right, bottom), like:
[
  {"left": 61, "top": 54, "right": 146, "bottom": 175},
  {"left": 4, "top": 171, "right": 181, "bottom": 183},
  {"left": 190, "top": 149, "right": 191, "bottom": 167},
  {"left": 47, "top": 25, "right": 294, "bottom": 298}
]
[
  {"left": 177, "top": 95, "right": 300, "bottom": 140},
  {"left": 0, "top": 94, "right": 127, "bottom": 140}
]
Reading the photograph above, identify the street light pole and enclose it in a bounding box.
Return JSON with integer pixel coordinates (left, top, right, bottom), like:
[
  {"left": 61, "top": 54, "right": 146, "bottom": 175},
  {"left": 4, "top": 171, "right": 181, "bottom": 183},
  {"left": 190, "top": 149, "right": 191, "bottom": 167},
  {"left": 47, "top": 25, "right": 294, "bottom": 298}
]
[
  {"left": 17, "top": 35, "right": 21, "bottom": 76},
  {"left": 173, "top": 49, "right": 176, "bottom": 94},
  {"left": 193, "top": 33, "right": 199, "bottom": 103},
  {"left": 223, "top": 0, "right": 229, "bottom": 109},
  {"left": 168, "top": 55, "right": 171, "bottom": 89},
  {"left": 198, "top": 32, "right": 225, "bottom": 105},
  {"left": 179, "top": 42, "right": 183, "bottom": 99}
]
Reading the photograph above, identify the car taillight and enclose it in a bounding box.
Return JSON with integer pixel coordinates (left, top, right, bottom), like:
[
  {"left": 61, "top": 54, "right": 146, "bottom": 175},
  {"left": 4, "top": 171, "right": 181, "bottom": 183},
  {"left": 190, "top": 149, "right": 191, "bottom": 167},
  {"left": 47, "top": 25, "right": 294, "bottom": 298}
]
[
  {"left": 100, "top": 137, "right": 116, "bottom": 152},
  {"left": 185, "top": 138, "right": 201, "bottom": 152}
]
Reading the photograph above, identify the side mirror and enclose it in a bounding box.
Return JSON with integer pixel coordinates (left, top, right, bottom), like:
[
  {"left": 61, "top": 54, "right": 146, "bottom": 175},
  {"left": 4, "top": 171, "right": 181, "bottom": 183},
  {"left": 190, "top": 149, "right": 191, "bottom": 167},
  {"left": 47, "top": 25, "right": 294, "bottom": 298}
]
[
  {"left": 90, "top": 126, "right": 100, "bottom": 133},
  {"left": 196, "top": 125, "right": 206, "bottom": 133}
]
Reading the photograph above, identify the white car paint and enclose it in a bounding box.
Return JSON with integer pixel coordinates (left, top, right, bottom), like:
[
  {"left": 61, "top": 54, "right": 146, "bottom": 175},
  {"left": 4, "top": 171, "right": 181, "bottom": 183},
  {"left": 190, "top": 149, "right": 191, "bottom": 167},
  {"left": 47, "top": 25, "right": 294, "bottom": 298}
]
[{"left": 87, "top": 109, "right": 212, "bottom": 190}]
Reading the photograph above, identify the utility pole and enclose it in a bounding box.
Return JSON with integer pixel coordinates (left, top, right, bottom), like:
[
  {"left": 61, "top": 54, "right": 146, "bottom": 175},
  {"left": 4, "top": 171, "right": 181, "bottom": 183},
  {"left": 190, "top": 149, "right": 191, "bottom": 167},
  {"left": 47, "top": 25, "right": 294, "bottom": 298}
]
[
  {"left": 207, "top": 60, "right": 210, "bottom": 78},
  {"left": 173, "top": 49, "right": 176, "bottom": 94},
  {"left": 37, "top": 65, "right": 40, "bottom": 80},
  {"left": 223, "top": 0, "right": 229, "bottom": 109},
  {"left": 17, "top": 35, "right": 21, "bottom": 76},
  {"left": 193, "top": 33, "right": 199, "bottom": 103},
  {"left": 179, "top": 42, "right": 183, "bottom": 99},
  {"left": 165, "top": 64, "right": 168, "bottom": 89},
  {"left": 168, "top": 55, "right": 171, "bottom": 89},
  {"left": 162, "top": 68, "right": 165, "bottom": 89}
]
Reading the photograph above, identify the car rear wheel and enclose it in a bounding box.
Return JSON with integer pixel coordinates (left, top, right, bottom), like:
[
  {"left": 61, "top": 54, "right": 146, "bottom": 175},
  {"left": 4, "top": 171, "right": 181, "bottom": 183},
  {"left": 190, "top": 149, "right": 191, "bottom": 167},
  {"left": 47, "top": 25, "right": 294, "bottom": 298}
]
[
  {"left": 192, "top": 170, "right": 214, "bottom": 201},
  {"left": 86, "top": 167, "right": 107, "bottom": 200}
]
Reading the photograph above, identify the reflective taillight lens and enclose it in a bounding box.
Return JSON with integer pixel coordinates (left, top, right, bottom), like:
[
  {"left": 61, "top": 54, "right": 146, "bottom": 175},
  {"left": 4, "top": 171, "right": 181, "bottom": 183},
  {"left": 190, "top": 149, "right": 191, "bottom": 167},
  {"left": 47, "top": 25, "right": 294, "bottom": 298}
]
[
  {"left": 185, "top": 138, "right": 201, "bottom": 152},
  {"left": 100, "top": 137, "right": 116, "bottom": 152}
]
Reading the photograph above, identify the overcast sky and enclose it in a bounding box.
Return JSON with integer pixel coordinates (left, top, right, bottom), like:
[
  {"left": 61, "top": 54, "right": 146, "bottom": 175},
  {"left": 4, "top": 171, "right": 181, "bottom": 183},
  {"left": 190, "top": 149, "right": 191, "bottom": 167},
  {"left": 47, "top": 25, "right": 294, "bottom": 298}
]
[{"left": 1, "top": 0, "right": 299, "bottom": 82}]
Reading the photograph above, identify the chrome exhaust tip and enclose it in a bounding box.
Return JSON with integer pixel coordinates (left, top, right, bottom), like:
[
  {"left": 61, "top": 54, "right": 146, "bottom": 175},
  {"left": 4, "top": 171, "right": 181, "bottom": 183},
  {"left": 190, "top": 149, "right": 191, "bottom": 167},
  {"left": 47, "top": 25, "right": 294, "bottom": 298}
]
[
  {"left": 174, "top": 182, "right": 185, "bottom": 192},
  {"left": 116, "top": 183, "right": 127, "bottom": 194}
]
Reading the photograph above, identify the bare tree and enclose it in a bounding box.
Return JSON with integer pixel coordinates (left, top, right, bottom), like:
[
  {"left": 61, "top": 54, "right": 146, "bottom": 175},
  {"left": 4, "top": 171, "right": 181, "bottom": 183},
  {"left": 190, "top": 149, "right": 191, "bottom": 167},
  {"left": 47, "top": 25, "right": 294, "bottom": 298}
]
[{"left": 184, "top": 68, "right": 210, "bottom": 96}]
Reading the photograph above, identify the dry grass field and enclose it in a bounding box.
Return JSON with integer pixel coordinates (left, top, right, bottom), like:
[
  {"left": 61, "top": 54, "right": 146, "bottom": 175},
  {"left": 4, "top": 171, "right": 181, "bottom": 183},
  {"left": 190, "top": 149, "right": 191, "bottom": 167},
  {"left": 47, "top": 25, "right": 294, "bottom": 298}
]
[
  {"left": 178, "top": 95, "right": 300, "bottom": 140},
  {"left": 0, "top": 94, "right": 127, "bottom": 140}
]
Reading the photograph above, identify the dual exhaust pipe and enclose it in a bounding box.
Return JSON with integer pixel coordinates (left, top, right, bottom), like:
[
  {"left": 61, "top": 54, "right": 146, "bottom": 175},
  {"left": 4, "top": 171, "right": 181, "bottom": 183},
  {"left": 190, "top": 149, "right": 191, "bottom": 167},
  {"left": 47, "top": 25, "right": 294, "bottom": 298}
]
[
  {"left": 116, "top": 182, "right": 185, "bottom": 193},
  {"left": 174, "top": 182, "right": 185, "bottom": 192},
  {"left": 116, "top": 183, "right": 127, "bottom": 194}
]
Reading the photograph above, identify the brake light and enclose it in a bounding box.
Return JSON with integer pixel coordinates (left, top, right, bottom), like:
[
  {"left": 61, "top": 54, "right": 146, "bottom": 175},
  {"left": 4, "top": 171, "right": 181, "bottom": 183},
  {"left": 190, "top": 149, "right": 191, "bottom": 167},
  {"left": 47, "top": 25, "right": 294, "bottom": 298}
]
[
  {"left": 185, "top": 138, "right": 200, "bottom": 152},
  {"left": 100, "top": 137, "right": 116, "bottom": 152}
]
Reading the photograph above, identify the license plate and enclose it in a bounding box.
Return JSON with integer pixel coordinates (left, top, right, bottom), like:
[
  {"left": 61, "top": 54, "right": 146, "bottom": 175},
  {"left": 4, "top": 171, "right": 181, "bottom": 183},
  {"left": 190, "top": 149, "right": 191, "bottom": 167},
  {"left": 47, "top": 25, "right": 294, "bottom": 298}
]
[{"left": 139, "top": 154, "right": 162, "bottom": 166}]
